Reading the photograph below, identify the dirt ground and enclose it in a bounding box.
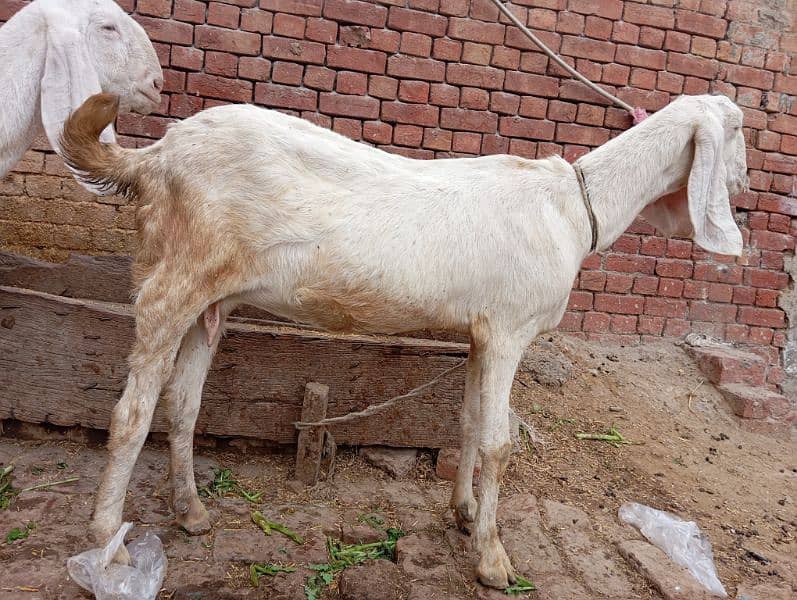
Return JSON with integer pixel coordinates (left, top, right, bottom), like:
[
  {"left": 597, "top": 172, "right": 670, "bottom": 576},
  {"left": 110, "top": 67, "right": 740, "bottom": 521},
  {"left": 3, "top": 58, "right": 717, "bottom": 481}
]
[{"left": 0, "top": 335, "right": 795, "bottom": 599}]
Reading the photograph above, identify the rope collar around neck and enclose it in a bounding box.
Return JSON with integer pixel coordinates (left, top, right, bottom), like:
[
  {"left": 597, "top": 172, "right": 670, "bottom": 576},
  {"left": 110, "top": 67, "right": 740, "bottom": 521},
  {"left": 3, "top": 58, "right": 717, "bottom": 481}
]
[{"left": 572, "top": 162, "right": 598, "bottom": 253}]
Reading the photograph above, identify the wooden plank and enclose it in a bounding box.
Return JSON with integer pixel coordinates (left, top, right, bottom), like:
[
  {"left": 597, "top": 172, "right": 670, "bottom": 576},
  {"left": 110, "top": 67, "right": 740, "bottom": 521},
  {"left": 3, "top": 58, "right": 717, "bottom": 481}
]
[
  {"left": 294, "top": 382, "right": 330, "bottom": 485},
  {"left": 0, "top": 251, "right": 469, "bottom": 343},
  {"left": 0, "top": 286, "right": 468, "bottom": 447}
]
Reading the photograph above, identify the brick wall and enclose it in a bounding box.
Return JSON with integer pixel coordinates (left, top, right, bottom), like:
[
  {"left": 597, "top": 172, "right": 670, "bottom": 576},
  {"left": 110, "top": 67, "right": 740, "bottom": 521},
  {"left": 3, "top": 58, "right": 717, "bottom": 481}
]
[{"left": 1, "top": 0, "right": 795, "bottom": 389}]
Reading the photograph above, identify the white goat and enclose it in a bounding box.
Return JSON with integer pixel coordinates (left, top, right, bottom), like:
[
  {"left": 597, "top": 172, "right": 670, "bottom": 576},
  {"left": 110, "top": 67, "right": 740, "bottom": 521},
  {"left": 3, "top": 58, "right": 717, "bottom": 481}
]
[
  {"left": 0, "top": 0, "right": 162, "bottom": 184},
  {"left": 60, "top": 93, "right": 747, "bottom": 588}
]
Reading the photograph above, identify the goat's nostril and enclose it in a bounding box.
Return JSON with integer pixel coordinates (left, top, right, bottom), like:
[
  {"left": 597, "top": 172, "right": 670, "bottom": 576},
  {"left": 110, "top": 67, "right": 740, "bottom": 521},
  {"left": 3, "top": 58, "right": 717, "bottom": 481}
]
[{"left": 152, "top": 76, "right": 164, "bottom": 92}]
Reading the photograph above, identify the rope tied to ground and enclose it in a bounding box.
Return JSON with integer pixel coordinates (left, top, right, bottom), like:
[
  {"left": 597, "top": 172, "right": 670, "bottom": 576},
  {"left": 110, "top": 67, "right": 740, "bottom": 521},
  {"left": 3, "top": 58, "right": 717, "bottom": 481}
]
[
  {"left": 293, "top": 358, "right": 468, "bottom": 430},
  {"left": 489, "top": 0, "right": 649, "bottom": 125}
]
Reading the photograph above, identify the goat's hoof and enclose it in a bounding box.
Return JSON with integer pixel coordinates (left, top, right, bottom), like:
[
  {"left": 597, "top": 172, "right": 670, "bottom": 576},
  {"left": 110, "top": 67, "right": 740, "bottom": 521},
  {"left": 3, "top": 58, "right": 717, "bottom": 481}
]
[
  {"left": 453, "top": 500, "right": 477, "bottom": 535},
  {"left": 477, "top": 546, "right": 516, "bottom": 589},
  {"left": 112, "top": 544, "right": 132, "bottom": 566},
  {"left": 174, "top": 498, "right": 211, "bottom": 535}
]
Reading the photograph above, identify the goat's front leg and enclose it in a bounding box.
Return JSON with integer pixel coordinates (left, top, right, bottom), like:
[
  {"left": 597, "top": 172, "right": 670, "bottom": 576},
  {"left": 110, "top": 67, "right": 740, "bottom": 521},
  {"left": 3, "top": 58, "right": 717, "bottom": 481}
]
[
  {"left": 166, "top": 313, "right": 227, "bottom": 535},
  {"left": 473, "top": 341, "right": 523, "bottom": 589},
  {"left": 450, "top": 346, "right": 481, "bottom": 533}
]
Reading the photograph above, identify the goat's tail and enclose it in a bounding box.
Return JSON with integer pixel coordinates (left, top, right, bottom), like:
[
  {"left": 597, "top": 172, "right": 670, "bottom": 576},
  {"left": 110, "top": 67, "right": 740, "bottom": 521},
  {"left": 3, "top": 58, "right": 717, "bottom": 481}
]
[{"left": 59, "top": 93, "right": 140, "bottom": 198}]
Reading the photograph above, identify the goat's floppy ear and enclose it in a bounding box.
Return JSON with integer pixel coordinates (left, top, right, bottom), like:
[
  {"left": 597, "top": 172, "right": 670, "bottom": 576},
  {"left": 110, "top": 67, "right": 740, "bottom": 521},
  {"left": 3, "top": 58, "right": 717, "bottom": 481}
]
[
  {"left": 640, "top": 189, "right": 694, "bottom": 238},
  {"left": 41, "top": 20, "right": 116, "bottom": 192},
  {"left": 685, "top": 113, "right": 743, "bottom": 256}
]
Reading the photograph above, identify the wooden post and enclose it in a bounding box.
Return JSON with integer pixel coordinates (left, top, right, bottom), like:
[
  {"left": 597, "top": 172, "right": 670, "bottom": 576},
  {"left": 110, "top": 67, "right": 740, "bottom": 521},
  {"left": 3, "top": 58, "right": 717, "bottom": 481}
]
[{"left": 294, "top": 382, "right": 330, "bottom": 485}]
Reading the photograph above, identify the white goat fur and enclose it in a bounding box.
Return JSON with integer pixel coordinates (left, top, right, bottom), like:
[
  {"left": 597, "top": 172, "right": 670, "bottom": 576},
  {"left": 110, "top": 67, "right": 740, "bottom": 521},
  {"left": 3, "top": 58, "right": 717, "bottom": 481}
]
[
  {"left": 61, "top": 93, "right": 747, "bottom": 588},
  {"left": 0, "top": 0, "right": 162, "bottom": 182}
]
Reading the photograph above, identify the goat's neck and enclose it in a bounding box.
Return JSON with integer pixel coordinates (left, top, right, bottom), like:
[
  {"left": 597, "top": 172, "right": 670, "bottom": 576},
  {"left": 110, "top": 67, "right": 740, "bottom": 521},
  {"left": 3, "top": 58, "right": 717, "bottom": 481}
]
[
  {"left": 576, "top": 117, "right": 692, "bottom": 253},
  {"left": 0, "top": 8, "right": 46, "bottom": 178}
]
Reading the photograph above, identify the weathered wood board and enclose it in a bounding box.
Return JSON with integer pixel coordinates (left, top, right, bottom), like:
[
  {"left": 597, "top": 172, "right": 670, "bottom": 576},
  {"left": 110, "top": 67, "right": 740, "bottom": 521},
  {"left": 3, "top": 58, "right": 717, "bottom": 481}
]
[{"left": 0, "top": 286, "right": 467, "bottom": 447}]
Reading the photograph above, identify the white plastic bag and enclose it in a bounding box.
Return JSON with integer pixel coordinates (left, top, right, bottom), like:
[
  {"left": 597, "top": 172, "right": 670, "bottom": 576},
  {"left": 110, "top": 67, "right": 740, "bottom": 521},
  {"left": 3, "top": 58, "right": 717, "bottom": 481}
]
[
  {"left": 67, "top": 522, "right": 167, "bottom": 600},
  {"left": 619, "top": 502, "right": 727, "bottom": 597}
]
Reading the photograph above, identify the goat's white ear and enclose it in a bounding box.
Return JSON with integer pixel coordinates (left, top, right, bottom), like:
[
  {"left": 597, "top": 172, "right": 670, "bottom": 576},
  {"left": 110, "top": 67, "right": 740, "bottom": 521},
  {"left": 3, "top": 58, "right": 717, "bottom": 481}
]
[
  {"left": 685, "top": 113, "right": 743, "bottom": 256},
  {"left": 41, "top": 23, "right": 116, "bottom": 193},
  {"left": 640, "top": 189, "right": 694, "bottom": 238}
]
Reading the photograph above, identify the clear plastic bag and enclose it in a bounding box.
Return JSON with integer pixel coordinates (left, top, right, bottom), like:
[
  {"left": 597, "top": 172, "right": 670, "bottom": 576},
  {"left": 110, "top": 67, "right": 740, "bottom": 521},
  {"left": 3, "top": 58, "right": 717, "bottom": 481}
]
[
  {"left": 619, "top": 502, "right": 727, "bottom": 597},
  {"left": 67, "top": 522, "right": 167, "bottom": 600}
]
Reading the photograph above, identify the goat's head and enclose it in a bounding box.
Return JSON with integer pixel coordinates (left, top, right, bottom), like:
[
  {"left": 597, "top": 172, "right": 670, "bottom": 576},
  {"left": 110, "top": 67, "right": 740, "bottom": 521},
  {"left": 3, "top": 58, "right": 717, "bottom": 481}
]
[
  {"left": 641, "top": 95, "right": 748, "bottom": 256},
  {"left": 38, "top": 0, "right": 163, "bottom": 155}
]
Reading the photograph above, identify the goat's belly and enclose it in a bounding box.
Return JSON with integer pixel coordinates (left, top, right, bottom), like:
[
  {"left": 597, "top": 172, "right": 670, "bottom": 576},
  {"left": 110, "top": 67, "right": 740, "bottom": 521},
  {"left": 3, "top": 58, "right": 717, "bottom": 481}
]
[{"left": 239, "top": 285, "right": 467, "bottom": 335}]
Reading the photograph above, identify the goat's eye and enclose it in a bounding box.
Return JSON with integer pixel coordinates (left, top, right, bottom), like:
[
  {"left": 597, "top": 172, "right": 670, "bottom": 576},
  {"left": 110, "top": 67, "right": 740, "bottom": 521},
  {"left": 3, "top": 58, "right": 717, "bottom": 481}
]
[{"left": 101, "top": 23, "right": 117, "bottom": 32}]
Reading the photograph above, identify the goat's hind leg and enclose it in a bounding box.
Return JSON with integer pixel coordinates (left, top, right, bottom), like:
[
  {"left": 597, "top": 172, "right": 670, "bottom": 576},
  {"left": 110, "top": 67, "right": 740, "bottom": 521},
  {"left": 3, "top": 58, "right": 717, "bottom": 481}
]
[
  {"left": 450, "top": 347, "right": 481, "bottom": 534},
  {"left": 89, "top": 278, "right": 208, "bottom": 554},
  {"left": 165, "top": 303, "right": 231, "bottom": 535}
]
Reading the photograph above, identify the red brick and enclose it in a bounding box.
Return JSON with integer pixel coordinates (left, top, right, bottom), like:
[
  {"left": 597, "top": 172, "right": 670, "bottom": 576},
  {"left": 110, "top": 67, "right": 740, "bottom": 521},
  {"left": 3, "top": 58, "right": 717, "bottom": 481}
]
[
  {"left": 583, "top": 311, "right": 611, "bottom": 332},
  {"left": 398, "top": 80, "right": 430, "bottom": 103},
  {"left": 169, "top": 94, "right": 204, "bottom": 118},
  {"left": 490, "top": 92, "right": 520, "bottom": 115},
  {"left": 389, "top": 7, "right": 447, "bottom": 36},
  {"left": 441, "top": 108, "right": 498, "bottom": 133},
  {"left": 305, "top": 18, "right": 336, "bottom": 42},
  {"left": 272, "top": 12, "right": 305, "bottom": 38},
  {"left": 174, "top": 0, "right": 206, "bottom": 23},
  {"left": 569, "top": 0, "right": 622, "bottom": 19},
  {"left": 528, "top": 7, "right": 558, "bottom": 31},
  {"left": 706, "top": 283, "right": 732, "bottom": 303},
  {"left": 363, "top": 121, "right": 393, "bottom": 144},
  {"left": 611, "top": 20, "right": 639, "bottom": 44},
  {"left": 319, "top": 93, "right": 379, "bottom": 119},
  {"left": 461, "top": 42, "right": 492, "bottom": 66},
  {"left": 504, "top": 71, "right": 559, "bottom": 97},
  {"left": 638, "top": 26, "right": 665, "bottom": 49},
  {"left": 644, "top": 297, "right": 687, "bottom": 318},
  {"left": 333, "top": 118, "right": 362, "bottom": 140},
  {"left": 195, "top": 24, "right": 261, "bottom": 55},
  {"left": 448, "top": 17, "right": 505, "bottom": 44},
  {"left": 663, "top": 318, "right": 691, "bottom": 337},
  {"left": 138, "top": 0, "right": 173, "bottom": 18},
  {"left": 568, "top": 290, "right": 593, "bottom": 310},
  {"left": 382, "top": 102, "right": 440, "bottom": 127},
  {"left": 585, "top": 15, "right": 612, "bottom": 40},
  {"left": 254, "top": 82, "right": 316, "bottom": 109},
  {"left": 605, "top": 254, "right": 656, "bottom": 274},
  {"left": 657, "top": 278, "right": 683, "bottom": 297},
  {"left": 519, "top": 96, "right": 548, "bottom": 118},
  {"left": 205, "top": 51, "right": 238, "bottom": 77},
  {"left": 447, "top": 63, "right": 504, "bottom": 90},
  {"left": 556, "top": 123, "right": 608, "bottom": 146},
  {"left": 422, "top": 128, "right": 453, "bottom": 151},
  {"left": 579, "top": 270, "right": 606, "bottom": 291},
  {"left": 547, "top": 100, "right": 576, "bottom": 122},
  {"left": 615, "top": 45, "right": 666, "bottom": 70},
  {"left": 755, "top": 288, "right": 780, "bottom": 308},
  {"left": 633, "top": 275, "right": 659, "bottom": 295},
  {"left": 738, "top": 306, "right": 786, "bottom": 328},
  {"left": 304, "top": 65, "right": 335, "bottom": 90},
  {"left": 751, "top": 230, "right": 794, "bottom": 252},
  {"left": 135, "top": 15, "right": 194, "bottom": 44},
  {"left": 171, "top": 46, "right": 204, "bottom": 70},
  {"left": 336, "top": 71, "right": 368, "bottom": 94},
  {"left": 262, "top": 37, "right": 325, "bottom": 63},
  {"left": 508, "top": 139, "right": 536, "bottom": 158},
  {"left": 720, "top": 385, "right": 791, "bottom": 420},
  {"left": 460, "top": 87, "right": 489, "bottom": 110},
  {"left": 387, "top": 56, "right": 446, "bottom": 81},
  {"left": 393, "top": 124, "right": 423, "bottom": 147},
  {"left": 499, "top": 116, "right": 555, "bottom": 140},
  {"left": 401, "top": 32, "right": 433, "bottom": 57},
  {"left": 433, "top": 38, "right": 462, "bottom": 61},
  {"left": 675, "top": 9, "right": 727, "bottom": 39},
  {"left": 324, "top": 0, "right": 387, "bottom": 27},
  {"left": 557, "top": 311, "right": 583, "bottom": 331},
  {"left": 594, "top": 293, "right": 644, "bottom": 314},
  {"left": 241, "top": 8, "right": 273, "bottom": 32},
  {"left": 368, "top": 75, "right": 399, "bottom": 99},
  {"left": 724, "top": 64, "right": 775, "bottom": 90},
  {"left": 608, "top": 314, "right": 636, "bottom": 334},
  {"left": 768, "top": 213, "right": 791, "bottom": 234},
  {"left": 760, "top": 251, "right": 784, "bottom": 270},
  {"left": 327, "top": 46, "right": 387, "bottom": 74},
  {"left": 560, "top": 35, "right": 615, "bottom": 62},
  {"left": 605, "top": 273, "right": 634, "bottom": 293},
  {"left": 602, "top": 63, "right": 630, "bottom": 85},
  {"left": 369, "top": 29, "right": 401, "bottom": 53},
  {"left": 208, "top": 2, "right": 240, "bottom": 28},
  {"left": 575, "top": 104, "right": 604, "bottom": 126},
  {"left": 667, "top": 52, "right": 718, "bottom": 79},
  {"left": 188, "top": 73, "right": 253, "bottom": 102},
  {"left": 624, "top": 3, "right": 674, "bottom": 28},
  {"left": 744, "top": 268, "right": 789, "bottom": 289},
  {"left": 655, "top": 258, "right": 692, "bottom": 278},
  {"left": 688, "top": 301, "right": 737, "bottom": 323},
  {"left": 429, "top": 83, "right": 459, "bottom": 107},
  {"left": 557, "top": 12, "right": 585, "bottom": 35},
  {"left": 451, "top": 131, "right": 482, "bottom": 153},
  {"left": 687, "top": 345, "right": 767, "bottom": 387}
]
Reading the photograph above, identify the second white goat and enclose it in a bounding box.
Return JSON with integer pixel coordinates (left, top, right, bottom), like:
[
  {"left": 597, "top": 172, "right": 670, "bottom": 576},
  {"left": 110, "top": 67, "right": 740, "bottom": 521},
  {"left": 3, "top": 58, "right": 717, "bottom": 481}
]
[
  {"left": 60, "top": 92, "right": 747, "bottom": 589},
  {"left": 0, "top": 0, "right": 163, "bottom": 184}
]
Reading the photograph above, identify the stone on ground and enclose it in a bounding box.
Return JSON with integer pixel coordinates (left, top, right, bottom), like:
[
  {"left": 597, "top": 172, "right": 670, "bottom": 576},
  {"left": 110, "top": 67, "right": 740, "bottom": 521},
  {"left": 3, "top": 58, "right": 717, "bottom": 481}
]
[{"left": 359, "top": 446, "right": 418, "bottom": 478}]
